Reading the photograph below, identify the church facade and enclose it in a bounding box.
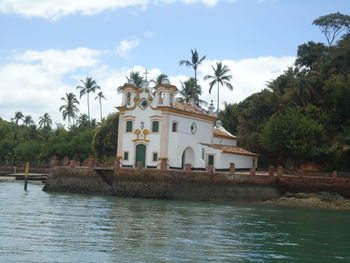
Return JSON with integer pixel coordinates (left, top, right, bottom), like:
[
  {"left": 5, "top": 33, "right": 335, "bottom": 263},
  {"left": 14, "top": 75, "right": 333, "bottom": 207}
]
[{"left": 116, "top": 78, "right": 258, "bottom": 170}]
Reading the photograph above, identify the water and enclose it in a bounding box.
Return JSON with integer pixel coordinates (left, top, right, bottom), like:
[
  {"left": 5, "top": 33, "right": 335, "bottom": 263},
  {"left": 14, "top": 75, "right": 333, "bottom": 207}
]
[{"left": 0, "top": 182, "right": 349, "bottom": 263}]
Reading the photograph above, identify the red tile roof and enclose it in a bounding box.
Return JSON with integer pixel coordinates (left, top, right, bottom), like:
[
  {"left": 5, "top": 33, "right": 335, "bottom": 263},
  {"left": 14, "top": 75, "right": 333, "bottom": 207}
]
[
  {"left": 201, "top": 143, "right": 259, "bottom": 157},
  {"left": 174, "top": 102, "right": 208, "bottom": 115},
  {"left": 213, "top": 129, "right": 238, "bottom": 140}
]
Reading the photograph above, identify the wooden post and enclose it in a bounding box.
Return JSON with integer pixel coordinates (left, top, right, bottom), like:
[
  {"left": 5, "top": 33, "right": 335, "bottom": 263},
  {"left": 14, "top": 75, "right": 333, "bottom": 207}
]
[
  {"left": 277, "top": 166, "right": 283, "bottom": 177},
  {"left": 24, "top": 161, "right": 29, "bottom": 191},
  {"left": 229, "top": 162, "right": 235, "bottom": 175}
]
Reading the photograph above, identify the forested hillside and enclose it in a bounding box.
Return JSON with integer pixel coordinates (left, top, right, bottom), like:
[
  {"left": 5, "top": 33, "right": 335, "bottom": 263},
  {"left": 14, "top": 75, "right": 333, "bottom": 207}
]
[{"left": 220, "top": 24, "right": 350, "bottom": 170}]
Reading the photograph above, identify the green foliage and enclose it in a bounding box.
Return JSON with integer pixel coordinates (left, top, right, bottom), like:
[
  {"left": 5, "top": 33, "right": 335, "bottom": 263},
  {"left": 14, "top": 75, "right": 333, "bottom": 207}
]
[
  {"left": 313, "top": 12, "right": 350, "bottom": 47},
  {"left": 179, "top": 77, "right": 206, "bottom": 106},
  {"left": 92, "top": 113, "right": 119, "bottom": 160},
  {"left": 295, "top": 41, "right": 327, "bottom": 70},
  {"left": 15, "top": 141, "right": 41, "bottom": 162},
  {"left": 221, "top": 29, "right": 350, "bottom": 170},
  {"left": 259, "top": 107, "right": 325, "bottom": 161}
]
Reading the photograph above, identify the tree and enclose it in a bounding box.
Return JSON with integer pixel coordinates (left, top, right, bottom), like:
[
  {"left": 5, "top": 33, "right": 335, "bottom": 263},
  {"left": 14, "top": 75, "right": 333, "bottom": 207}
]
[
  {"left": 219, "top": 102, "right": 239, "bottom": 135},
  {"left": 76, "top": 77, "right": 100, "bottom": 120},
  {"left": 38, "top": 113, "right": 52, "bottom": 129},
  {"left": 150, "top": 74, "right": 168, "bottom": 86},
  {"left": 92, "top": 113, "right": 119, "bottom": 159},
  {"left": 295, "top": 41, "right": 327, "bottom": 70},
  {"left": 76, "top": 114, "right": 90, "bottom": 128},
  {"left": 260, "top": 106, "right": 326, "bottom": 164},
  {"left": 204, "top": 62, "right": 233, "bottom": 114},
  {"left": 313, "top": 12, "right": 350, "bottom": 47},
  {"left": 126, "top": 71, "right": 144, "bottom": 89},
  {"left": 11, "top": 112, "right": 24, "bottom": 125},
  {"left": 95, "top": 91, "right": 106, "bottom": 122},
  {"left": 179, "top": 49, "right": 206, "bottom": 86},
  {"left": 178, "top": 77, "right": 206, "bottom": 106},
  {"left": 23, "top": 115, "right": 34, "bottom": 126},
  {"left": 59, "top": 92, "right": 80, "bottom": 127}
]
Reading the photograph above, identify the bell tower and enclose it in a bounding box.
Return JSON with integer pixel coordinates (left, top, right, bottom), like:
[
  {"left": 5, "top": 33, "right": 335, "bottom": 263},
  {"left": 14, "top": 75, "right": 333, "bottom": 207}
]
[{"left": 153, "top": 77, "right": 177, "bottom": 107}]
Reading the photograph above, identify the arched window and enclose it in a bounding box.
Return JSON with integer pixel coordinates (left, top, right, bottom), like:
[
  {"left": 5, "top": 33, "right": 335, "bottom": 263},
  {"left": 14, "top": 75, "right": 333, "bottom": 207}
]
[
  {"left": 158, "top": 92, "right": 163, "bottom": 104},
  {"left": 126, "top": 92, "right": 131, "bottom": 105}
]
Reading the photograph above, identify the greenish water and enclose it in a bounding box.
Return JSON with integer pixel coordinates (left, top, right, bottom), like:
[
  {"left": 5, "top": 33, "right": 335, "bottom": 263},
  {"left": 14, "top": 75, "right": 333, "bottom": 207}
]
[{"left": 0, "top": 182, "right": 349, "bottom": 263}]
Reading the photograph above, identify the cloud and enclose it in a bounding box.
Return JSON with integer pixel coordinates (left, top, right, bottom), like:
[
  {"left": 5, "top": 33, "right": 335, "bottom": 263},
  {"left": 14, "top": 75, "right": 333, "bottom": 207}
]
[
  {"left": 0, "top": 47, "right": 295, "bottom": 126},
  {"left": 0, "top": 48, "right": 101, "bottom": 124},
  {"left": 0, "top": 0, "right": 238, "bottom": 20},
  {"left": 116, "top": 39, "right": 140, "bottom": 58},
  {"left": 196, "top": 56, "right": 295, "bottom": 110}
]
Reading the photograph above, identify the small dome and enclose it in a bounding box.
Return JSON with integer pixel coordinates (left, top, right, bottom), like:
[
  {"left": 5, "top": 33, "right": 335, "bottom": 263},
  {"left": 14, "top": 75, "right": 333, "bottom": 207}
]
[
  {"left": 128, "top": 79, "right": 136, "bottom": 85},
  {"left": 215, "top": 120, "right": 222, "bottom": 127},
  {"left": 161, "top": 77, "right": 170, "bottom": 85}
]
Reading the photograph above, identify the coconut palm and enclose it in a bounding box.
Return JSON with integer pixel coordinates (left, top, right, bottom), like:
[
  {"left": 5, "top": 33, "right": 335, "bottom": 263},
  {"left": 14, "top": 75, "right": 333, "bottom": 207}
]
[
  {"left": 126, "top": 71, "right": 144, "bottom": 88},
  {"left": 95, "top": 91, "right": 106, "bottom": 122},
  {"left": 11, "top": 112, "right": 24, "bottom": 124},
  {"left": 179, "top": 49, "right": 206, "bottom": 86},
  {"left": 23, "top": 115, "right": 34, "bottom": 126},
  {"left": 204, "top": 62, "right": 233, "bottom": 115},
  {"left": 150, "top": 74, "right": 168, "bottom": 86},
  {"left": 38, "top": 113, "right": 52, "bottom": 129},
  {"left": 59, "top": 92, "right": 80, "bottom": 127},
  {"left": 179, "top": 77, "right": 207, "bottom": 107},
  {"left": 76, "top": 77, "right": 100, "bottom": 120}
]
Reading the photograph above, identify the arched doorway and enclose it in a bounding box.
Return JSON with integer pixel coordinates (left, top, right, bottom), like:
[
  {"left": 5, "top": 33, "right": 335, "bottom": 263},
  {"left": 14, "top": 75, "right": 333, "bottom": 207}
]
[
  {"left": 135, "top": 144, "right": 146, "bottom": 167},
  {"left": 181, "top": 147, "right": 195, "bottom": 169}
]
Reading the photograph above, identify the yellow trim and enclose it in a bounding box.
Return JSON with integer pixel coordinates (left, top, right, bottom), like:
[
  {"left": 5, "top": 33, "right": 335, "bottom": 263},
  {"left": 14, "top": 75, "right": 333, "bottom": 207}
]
[
  {"left": 119, "top": 84, "right": 140, "bottom": 94},
  {"left": 158, "top": 106, "right": 217, "bottom": 121},
  {"left": 132, "top": 138, "right": 150, "bottom": 142},
  {"left": 124, "top": 115, "right": 136, "bottom": 119},
  {"left": 150, "top": 115, "right": 162, "bottom": 119},
  {"left": 154, "top": 84, "right": 178, "bottom": 92},
  {"left": 116, "top": 155, "right": 123, "bottom": 159},
  {"left": 158, "top": 156, "right": 168, "bottom": 160}
]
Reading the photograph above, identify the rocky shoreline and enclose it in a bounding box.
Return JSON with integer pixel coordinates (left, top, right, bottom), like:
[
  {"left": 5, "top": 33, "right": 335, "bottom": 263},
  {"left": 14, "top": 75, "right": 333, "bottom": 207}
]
[{"left": 264, "top": 192, "right": 350, "bottom": 210}]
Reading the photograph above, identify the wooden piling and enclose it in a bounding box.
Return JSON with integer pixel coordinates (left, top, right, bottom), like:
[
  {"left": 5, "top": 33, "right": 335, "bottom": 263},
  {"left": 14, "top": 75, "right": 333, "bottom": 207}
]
[{"left": 24, "top": 161, "right": 29, "bottom": 191}]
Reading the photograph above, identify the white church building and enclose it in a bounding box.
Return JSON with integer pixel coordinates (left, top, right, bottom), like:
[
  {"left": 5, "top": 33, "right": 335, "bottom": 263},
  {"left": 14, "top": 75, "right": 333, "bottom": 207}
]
[{"left": 116, "top": 78, "right": 259, "bottom": 171}]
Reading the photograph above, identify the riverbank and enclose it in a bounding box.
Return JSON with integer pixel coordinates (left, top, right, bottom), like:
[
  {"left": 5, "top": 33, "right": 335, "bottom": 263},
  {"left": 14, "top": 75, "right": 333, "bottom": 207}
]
[
  {"left": 44, "top": 167, "right": 279, "bottom": 201},
  {"left": 264, "top": 192, "right": 350, "bottom": 210},
  {"left": 43, "top": 167, "right": 350, "bottom": 209}
]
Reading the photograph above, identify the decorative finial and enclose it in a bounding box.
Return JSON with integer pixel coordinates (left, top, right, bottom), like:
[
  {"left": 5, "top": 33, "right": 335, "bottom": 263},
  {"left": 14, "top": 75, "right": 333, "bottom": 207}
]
[
  {"left": 143, "top": 69, "right": 149, "bottom": 81},
  {"left": 208, "top": 100, "right": 215, "bottom": 112}
]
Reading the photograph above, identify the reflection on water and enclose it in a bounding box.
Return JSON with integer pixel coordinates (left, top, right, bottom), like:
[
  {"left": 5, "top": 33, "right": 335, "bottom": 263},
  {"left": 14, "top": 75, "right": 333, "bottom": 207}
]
[{"left": 0, "top": 182, "right": 349, "bottom": 263}]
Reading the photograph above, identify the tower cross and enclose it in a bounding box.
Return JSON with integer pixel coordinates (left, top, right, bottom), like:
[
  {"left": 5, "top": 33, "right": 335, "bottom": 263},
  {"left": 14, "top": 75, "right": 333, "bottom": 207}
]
[{"left": 143, "top": 69, "right": 149, "bottom": 81}]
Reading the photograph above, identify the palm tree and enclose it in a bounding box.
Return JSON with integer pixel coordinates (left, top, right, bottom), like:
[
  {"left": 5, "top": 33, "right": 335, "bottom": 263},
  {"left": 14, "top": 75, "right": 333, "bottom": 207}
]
[
  {"left": 126, "top": 71, "right": 144, "bottom": 88},
  {"left": 179, "top": 49, "right": 206, "bottom": 86},
  {"left": 11, "top": 112, "right": 24, "bottom": 124},
  {"left": 150, "top": 74, "right": 168, "bottom": 86},
  {"left": 95, "top": 91, "right": 106, "bottom": 122},
  {"left": 76, "top": 77, "right": 100, "bottom": 120},
  {"left": 59, "top": 92, "right": 80, "bottom": 127},
  {"left": 204, "top": 62, "right": 233, "bottom": 115},
  {"left": 38, "top": 113, "right": 52, "bottom": 129},
  {"left": 179, "top": 77, "right": 207, "bottom": 106},
  {"left": 23, "top": 115, "right": 34, "bottom": 126}
]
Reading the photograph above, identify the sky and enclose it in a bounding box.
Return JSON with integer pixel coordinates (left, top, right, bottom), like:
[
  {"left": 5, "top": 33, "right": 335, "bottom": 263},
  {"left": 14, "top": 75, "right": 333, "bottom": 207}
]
[{"left": 0, "top": 0, "right": 349, "bottom": 126}]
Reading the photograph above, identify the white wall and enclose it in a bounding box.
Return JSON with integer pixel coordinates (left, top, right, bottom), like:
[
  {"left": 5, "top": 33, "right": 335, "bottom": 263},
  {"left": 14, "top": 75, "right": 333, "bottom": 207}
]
[
  {"left": 120, "top": 90, "right": 162, "bottom": 167},
  {"left": 167, "top": 114, "right": 213, "bottom": 168},
  {"left": 219, "top": 153, "right": 255, "bottom": 169},
  {"left": 212, "top": 137, "right": 237, "bottom": 146}
]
